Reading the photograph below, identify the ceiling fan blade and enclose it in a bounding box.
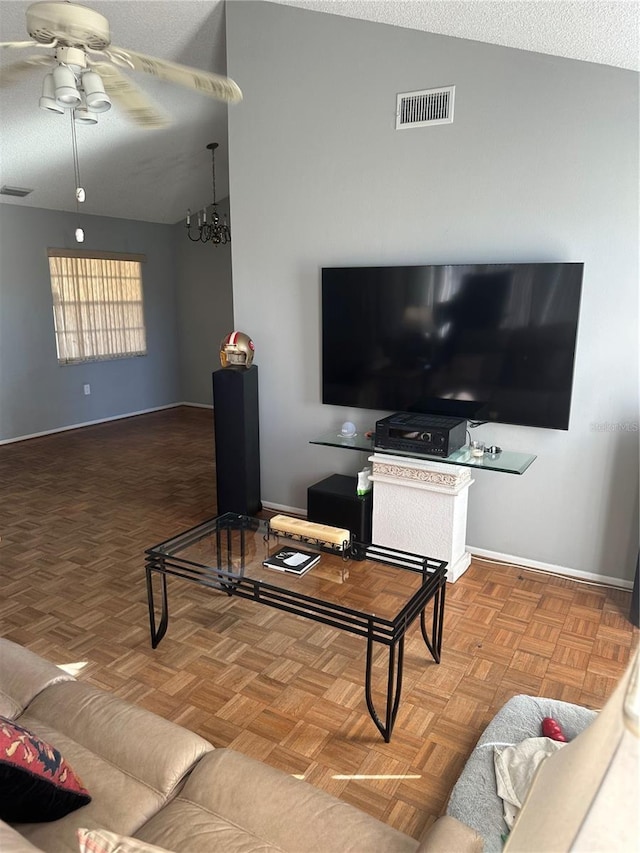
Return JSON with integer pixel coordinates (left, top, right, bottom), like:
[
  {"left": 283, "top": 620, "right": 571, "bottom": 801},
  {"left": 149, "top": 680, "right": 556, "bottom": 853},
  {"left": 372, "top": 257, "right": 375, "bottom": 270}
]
[
  {"left": 106, "top": 46, "right": 242, "bottom": 104},
  {"left": 0, "top": 40, "right": 40, "bottom": 49},
  {"left": 0, "top": 54, "right": 52, "bottom": 86},
  {"left": 92, "top": 61, "right": 170, "bottom": 129}
]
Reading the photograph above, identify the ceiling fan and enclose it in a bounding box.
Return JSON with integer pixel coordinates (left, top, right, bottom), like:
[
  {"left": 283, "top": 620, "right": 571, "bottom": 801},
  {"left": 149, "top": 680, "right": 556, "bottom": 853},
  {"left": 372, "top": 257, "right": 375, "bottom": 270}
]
[{"left": 0, "top": 1, "right": 243, "bottom": 128}]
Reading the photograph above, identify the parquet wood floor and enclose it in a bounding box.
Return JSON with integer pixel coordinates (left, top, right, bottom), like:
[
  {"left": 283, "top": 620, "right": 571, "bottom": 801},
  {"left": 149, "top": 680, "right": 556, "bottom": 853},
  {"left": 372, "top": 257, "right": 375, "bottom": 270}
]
[{"left": 1, "top": 406, "right": 637, "bottom": 840}]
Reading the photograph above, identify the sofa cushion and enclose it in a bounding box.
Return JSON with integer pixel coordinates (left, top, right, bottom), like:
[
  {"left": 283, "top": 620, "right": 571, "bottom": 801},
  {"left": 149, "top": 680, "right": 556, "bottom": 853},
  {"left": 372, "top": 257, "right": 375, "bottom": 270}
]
[
  {"left": 77, "top": 828, "right": 174, "bottom": 853},
  {"left": 0, "top": 820, "right": 44, "bottom": 852},
  {"left": 446, "top": 695, "right": 596, "bottom": 853},
  {"left": 135, "top": 748, "right": 419, "bottom": 853},
  {"left": 13, "top": 681, "right": 213, "bottom": 853},
  {"left": 0, "top": 640, "right": 75, "bottom": 720},
  {"left": 0, "top": 716, "right": 91, "bottom": 823},
  {"left": 20, "top": 681, "right": 214, "bottom": 796}
]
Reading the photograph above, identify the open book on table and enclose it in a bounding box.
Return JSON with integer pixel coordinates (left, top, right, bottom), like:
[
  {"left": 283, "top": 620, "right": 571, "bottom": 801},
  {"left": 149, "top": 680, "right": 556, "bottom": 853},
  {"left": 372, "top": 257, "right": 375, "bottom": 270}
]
[{"left": 262, "top": 546, "right": 320, "bottom": 575}]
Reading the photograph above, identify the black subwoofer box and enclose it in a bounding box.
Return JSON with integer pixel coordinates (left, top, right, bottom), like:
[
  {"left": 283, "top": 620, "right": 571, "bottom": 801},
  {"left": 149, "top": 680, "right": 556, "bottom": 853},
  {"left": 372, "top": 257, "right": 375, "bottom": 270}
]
[
  {"left": 212, "top": 365, "right": 262, "bottom": 516},
  {"left": 307, "top": 473, "right": 372, "bottom": 544}
]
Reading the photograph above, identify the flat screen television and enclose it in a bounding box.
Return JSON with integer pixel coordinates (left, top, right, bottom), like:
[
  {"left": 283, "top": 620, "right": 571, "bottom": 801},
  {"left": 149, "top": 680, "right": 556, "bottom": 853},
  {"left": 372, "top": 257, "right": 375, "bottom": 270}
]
[{"left": 322, "top": 262, "right": 584, "bottom": 430}]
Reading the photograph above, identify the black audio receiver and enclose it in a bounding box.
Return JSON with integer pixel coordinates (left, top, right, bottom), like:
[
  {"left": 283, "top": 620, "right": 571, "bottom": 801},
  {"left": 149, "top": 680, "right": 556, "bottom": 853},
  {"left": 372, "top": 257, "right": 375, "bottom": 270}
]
[{"left": 374, "top": 412, "right": 467, "bottom": 458}]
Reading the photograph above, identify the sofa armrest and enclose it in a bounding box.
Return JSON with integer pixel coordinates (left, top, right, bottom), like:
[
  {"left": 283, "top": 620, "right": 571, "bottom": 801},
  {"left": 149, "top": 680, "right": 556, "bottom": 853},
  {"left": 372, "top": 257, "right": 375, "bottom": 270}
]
[
  {"left": 416, "top": 816, "right": 483, "bottom": 852},
  {"left": 0, "top": 639, "right": 75, "bottom": 719}
]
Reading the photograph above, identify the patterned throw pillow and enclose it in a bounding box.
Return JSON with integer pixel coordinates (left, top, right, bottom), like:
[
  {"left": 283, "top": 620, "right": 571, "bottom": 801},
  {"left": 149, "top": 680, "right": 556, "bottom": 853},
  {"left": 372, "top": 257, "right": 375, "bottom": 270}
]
[{"left": 0, "top": 716, "right": 91, "bottom": 822}]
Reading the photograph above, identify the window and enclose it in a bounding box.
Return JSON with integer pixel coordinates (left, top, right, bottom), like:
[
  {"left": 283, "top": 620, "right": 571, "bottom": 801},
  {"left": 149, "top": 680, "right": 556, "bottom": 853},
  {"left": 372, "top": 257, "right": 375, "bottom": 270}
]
[{"left": 47, "top": 249, "right": 147, "bottom": 365}]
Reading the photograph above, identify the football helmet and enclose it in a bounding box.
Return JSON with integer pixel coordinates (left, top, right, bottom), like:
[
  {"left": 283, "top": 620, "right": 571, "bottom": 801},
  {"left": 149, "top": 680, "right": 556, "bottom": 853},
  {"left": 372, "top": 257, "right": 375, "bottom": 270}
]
[{"left": 219, "top": 331, "right": 255, "bottom": 368}]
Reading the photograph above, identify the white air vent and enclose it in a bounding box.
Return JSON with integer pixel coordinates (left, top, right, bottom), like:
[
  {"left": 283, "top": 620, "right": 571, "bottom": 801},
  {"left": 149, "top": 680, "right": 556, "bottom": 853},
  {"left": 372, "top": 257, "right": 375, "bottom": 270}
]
[
  {"left": 396, "top": 86, "right": 455, "bottom": 129},
  {"left": 1, "top": 185, "right": 33, "bottom": 197}
]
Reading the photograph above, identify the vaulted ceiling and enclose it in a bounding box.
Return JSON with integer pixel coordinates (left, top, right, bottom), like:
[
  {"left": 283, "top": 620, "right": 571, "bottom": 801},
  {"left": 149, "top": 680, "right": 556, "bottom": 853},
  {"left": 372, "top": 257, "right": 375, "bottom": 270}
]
[{"left": 1, "top": 0, "right": 637, "bottom": 224}]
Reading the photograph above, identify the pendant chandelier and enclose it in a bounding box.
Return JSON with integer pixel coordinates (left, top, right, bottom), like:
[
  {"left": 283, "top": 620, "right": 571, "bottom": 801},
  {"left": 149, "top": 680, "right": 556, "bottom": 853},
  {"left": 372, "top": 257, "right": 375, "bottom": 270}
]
[{"left": 185, "top": 142, "right": 231, "bottom": 245}]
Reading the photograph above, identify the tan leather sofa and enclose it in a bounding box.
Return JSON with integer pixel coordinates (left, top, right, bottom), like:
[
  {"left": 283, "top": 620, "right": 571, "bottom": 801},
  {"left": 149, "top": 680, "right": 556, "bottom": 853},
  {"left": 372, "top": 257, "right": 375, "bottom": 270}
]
[
  {"left": 0, "top": 639, "right": 481, "bottom": 853},
  {"left": 2, "top": 638, "right": 636, "bottom": 853}
]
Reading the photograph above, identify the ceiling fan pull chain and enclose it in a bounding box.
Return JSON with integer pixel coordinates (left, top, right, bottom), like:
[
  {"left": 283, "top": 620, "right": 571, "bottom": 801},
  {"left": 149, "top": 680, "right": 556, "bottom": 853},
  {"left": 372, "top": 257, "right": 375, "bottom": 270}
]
[{"left": 69, "top": 108, "right": 85, "bottom": 242}]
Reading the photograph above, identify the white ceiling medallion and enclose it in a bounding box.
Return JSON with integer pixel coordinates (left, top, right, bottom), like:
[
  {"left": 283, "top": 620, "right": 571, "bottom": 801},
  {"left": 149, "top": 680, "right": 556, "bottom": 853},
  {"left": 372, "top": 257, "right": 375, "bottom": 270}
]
[{"left": 396, "top": 86, "right": 455, "bottom": 129}]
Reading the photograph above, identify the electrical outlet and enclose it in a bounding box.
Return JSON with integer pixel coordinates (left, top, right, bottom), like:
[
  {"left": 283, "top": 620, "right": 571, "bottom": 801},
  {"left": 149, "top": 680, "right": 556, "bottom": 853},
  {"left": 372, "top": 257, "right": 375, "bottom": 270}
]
[{"left": 83, "top": 384, "right": 91, "bottom": 396}]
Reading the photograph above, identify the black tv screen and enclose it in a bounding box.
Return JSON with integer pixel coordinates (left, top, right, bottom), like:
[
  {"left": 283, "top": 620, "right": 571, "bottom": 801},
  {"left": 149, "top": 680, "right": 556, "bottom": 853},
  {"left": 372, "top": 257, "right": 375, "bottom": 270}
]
[{"left": 322, "top": 263, "right": 584, "bottom": 430}]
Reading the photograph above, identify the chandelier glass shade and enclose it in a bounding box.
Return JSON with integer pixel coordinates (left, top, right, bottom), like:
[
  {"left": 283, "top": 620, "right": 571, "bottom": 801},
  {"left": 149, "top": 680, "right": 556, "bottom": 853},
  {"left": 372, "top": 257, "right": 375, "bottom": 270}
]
[{"left": 185, "top": 142, "right": 231, "bottom": 245}]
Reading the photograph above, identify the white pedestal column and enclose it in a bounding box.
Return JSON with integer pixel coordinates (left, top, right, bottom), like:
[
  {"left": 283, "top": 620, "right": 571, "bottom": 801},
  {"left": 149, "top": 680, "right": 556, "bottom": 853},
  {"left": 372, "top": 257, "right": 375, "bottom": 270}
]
[{"left": 369, "top": 453, "right": 473, "bottom": 582}]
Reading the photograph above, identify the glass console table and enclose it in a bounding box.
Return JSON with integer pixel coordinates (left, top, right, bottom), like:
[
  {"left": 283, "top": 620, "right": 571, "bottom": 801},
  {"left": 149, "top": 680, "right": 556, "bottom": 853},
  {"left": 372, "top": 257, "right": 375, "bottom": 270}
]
[
  {"left": 310, "top": 429, "right": 537, "bottom": 582},
  {"left": 310, "top": 429, "right": 536, "bottom": 475}
]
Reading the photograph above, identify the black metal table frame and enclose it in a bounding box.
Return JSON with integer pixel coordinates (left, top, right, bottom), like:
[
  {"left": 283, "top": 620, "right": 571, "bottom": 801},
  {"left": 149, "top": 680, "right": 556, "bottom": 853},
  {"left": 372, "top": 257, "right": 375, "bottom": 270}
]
[{"left": 145, "top": 514, "right": 447, "bottom": 742}]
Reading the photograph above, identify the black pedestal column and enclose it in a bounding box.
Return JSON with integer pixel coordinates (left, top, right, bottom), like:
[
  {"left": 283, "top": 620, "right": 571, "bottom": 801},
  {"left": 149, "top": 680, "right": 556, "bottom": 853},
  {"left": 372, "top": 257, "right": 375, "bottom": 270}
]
[{"left": 212, "top": 365, "right": 262, "bottom": 516}]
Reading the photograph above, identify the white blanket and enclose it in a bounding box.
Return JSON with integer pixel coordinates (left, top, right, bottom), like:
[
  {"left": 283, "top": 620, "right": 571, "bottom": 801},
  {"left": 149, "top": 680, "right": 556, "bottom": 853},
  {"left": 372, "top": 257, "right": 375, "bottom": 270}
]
[{"left": 494, "top": 737, "right": 566, "bottom": 829}]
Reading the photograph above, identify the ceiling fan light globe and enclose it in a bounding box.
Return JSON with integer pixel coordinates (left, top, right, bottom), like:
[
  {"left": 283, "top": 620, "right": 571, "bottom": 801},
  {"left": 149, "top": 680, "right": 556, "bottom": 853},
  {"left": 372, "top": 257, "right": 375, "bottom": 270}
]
[
  {"left": 75, "top": 107, "right": 97, "bottom": 125},
  {"left": 41, "top": 72, "right": 56, "bottom": 97},
  {"left": 39, "top": 96, "right": 64, "bottom": 114},
  {"left": 85, "top": 93, "right": 111, "bottom": 112},
  {"left": 39, "top": 73, "right": 64, "bottom": 113},
  {"left": 53, "top": 64, "right": 81, "bottom": 106},
  {"left": 57, "top": 91, "right": 81, "bottom": 106},
  {"left": 82, "top": 70, "right": 111, "bottom": 113}
]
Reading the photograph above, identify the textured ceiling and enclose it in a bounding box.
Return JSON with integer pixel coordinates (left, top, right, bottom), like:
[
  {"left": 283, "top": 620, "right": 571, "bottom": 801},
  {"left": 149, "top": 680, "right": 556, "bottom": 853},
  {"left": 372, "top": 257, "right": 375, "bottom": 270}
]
[
  {"left": 278, "top": 1, "right": 640, "bottom": 72},
  {"left": 1, "top": 0, "right": 638, "bottom": 225}
]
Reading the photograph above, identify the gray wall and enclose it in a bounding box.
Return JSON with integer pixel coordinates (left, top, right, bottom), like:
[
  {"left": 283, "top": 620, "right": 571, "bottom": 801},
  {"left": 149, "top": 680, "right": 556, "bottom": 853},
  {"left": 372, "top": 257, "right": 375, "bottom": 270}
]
[
  {"left": 173, "top": 198, "right": 234, "bottom": 406},
  {"left": 226, "top": 2, "right": 639, "bottom": 582},
  {"left": 0, "top": 205, "right": 181, "bottom": 440}
]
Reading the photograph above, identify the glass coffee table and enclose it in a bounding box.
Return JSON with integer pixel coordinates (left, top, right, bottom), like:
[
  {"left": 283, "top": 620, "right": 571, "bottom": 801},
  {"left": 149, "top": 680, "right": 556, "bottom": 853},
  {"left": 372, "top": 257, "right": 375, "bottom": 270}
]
[{"left": 145, "top": 513, "right": 447, "bottom": 742}]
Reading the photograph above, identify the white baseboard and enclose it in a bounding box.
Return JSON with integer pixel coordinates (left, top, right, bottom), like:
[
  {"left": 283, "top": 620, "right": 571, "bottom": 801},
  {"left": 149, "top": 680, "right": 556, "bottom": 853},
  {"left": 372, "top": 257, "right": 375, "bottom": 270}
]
[
  {"left": 259, "top": 511, "right": 633, "bottom": 590},
  {"left": 0, "top": 403, "right": 185, "bottom": 445},
  {"left": 262, "top": 501, "right": 306, "bottom": 516},
  {"left": 469, "top": 546, "right": 634, "bottom": 590}
]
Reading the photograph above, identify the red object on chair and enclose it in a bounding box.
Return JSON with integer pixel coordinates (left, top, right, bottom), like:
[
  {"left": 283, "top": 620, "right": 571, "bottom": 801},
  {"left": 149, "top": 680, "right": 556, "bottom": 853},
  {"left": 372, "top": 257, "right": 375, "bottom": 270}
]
[{"left": 542, "top": 717, "right": 568, "bottom": 742}]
